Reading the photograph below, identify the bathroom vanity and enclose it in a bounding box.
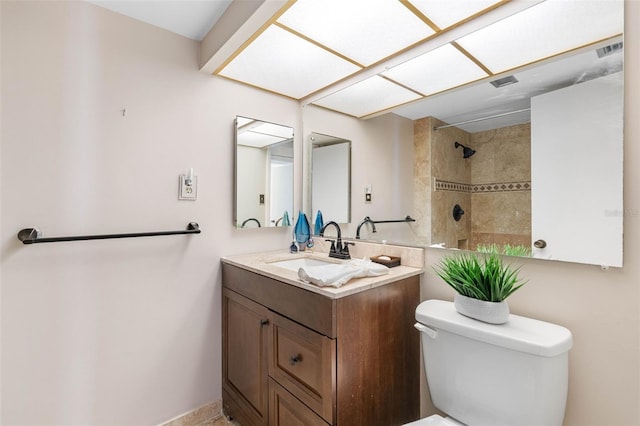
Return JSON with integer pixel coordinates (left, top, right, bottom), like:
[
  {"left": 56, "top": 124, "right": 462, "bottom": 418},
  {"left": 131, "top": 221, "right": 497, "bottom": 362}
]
[{"left": 221, "top": 247, "right": 424, "bottom": 425}]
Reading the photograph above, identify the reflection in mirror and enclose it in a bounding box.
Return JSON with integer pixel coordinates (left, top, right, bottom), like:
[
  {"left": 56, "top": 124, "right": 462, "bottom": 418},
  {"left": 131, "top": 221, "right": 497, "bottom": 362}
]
[
  {"left": 309, "top": 133, "right": 351, "bottom": 225},
  {"left": 410, "top": 43, "right": 623, "bottom": 267},
  {"left": 295, "top": 5, "right": 623, "bottom": 267},
  {"left": 234, "top": 116, "right": 293, "bottom": 228},
  {"left": 531, "top": 71, "right": 623, "bottom": 267}
]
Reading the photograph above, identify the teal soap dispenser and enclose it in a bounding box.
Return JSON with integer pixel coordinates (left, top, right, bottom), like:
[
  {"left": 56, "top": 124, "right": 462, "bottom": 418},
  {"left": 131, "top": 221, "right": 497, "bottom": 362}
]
[{"left": 293, "top": 211, "right": 311, "bottom": 251}]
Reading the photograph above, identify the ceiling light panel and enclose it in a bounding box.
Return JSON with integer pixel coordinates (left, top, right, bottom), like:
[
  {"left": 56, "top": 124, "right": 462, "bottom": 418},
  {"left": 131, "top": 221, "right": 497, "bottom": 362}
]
[
  {"left": 250, "top": 122, "right": 294, "bottom": 139},
  {"left": 391, "top": 43, "right": 622, "bottom": 129},
  {"left": 219, "top": 25, "right": 361, "bottom": 99},
  {"left": 456, "top": 0, "right": 624, "bottom": 74},
  {"left": 237, "top": 118, "right": 293, "bottom": 148},
  {"left": 313, "top": 76, "right": 422, "bottom": 118},
  {"left": 238, "top": 132, "right": 289, "bottom": 148},
  {"left": 277, "top": 0, "right": 435, "bottom": 66},
  {"left": 381, "top": 43, "right": 489, "bottom": 96},
  {"left": 237, "top": 117, "right": 293, "bottom": 148},
  {"left": 409, "top": 0, "right": 504, "bottom": 30}
]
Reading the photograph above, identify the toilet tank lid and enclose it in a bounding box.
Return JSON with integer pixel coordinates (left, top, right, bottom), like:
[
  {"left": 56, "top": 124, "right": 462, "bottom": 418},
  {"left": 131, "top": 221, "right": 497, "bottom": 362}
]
[{"left": 415, "top": 300, "right": 573, "bottom": 357}]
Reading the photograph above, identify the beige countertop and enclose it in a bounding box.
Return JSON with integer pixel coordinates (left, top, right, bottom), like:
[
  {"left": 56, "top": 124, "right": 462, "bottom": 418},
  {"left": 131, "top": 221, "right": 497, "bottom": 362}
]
[{"left": 221, "top": 243, "right": 424, "bottom": 299}]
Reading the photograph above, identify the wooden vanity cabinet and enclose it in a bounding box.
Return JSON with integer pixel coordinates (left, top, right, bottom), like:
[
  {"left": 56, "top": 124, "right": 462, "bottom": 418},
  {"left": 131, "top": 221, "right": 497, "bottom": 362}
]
[
  {"left": 222, "top": 288, "right": 270, "bottom": 425},
  {"left": 269, "top": 378, "right": 329, "bottom": 426},
  {"left": 222, "top": 263, "right": 420, "bottom": 426}
]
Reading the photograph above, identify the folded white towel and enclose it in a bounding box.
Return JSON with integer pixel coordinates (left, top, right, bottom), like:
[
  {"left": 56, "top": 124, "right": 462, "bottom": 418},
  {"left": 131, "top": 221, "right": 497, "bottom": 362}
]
[{"left": 298, "top": 258, "right": 389, "bottom": 288}]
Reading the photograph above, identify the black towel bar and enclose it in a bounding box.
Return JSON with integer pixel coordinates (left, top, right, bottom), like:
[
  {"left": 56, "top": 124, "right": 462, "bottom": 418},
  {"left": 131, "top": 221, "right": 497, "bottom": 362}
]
[
  {"left": 368, "top": 215, "right": 416, "bottom": 224},
  {"left": 17, "top": 222, "right": 201, "bottom": 244}
]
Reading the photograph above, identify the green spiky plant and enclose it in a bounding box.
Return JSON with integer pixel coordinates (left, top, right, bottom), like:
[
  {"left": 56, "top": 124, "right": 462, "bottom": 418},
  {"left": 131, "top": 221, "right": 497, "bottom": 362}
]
[
  {"left": 476, "top": 243, "right": 531, "bottom": 257},
  {"left": 433, "top": 252, "right": 528, "bottom": 302}
]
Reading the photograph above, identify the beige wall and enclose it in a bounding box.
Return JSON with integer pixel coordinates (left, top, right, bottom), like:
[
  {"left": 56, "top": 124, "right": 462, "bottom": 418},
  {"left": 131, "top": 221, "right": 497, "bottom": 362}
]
[
  {"left": 302, "top": 105, "right": 416, "bottom": 243},
  {"left": 0, "top": 2, "right": 300, "bottom": 424},
  {"left": 0, "top": 2, "right": 415, "bottom": 424},
  {"left": 2, "top": 1, "right": 639, "bottom": 426}
]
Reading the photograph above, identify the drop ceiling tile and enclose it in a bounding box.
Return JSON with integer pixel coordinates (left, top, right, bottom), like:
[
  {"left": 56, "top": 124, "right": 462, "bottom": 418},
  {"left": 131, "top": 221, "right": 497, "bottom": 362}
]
[
  {"left": 456, "top": 0, "right": 624, "bottom": 74},
  {"left": 382, "top": 43, "right": 489, "bottom": 96},
  {"left": 219, "top": 25, "right": 361, "bottom": 99},
  {"left": 238, "top": 132, "right": 288, "bottom": 148},
  {"left": 410, "top": 0, "right": 503, "bottom": 30},
  {"left": 277, "top": 0, "right": 435, "bottom": 66},
  {"left": 237, "top": 117, "right": 293, "bottom": 148},
  {"left": 312, "top": 76, "right": 422, "bottom": 118}
]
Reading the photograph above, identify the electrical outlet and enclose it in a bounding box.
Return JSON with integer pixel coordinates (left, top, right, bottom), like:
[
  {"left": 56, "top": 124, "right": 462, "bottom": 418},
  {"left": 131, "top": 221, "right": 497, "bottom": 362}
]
[
  {"left": 365, "top": 184, "right": 372, "bottom": 203},
  {"left": 179, "top": 175, "right": 197, "bottom": 200}
]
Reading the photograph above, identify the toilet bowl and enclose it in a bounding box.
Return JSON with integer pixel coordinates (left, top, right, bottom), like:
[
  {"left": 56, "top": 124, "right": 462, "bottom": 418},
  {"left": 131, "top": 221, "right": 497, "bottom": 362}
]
[{"left": 410, "top": 300, "right": 573, "bottom": 426}]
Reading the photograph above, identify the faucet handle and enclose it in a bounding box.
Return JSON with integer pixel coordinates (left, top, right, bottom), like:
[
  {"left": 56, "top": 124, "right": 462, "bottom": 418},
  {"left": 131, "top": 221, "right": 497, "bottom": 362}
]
[
  {"left": 325, "top": 239, "right": 337, "bottom": 254},
  {"left": 342, "top": 242, "right": 355, "bottom": 258}
]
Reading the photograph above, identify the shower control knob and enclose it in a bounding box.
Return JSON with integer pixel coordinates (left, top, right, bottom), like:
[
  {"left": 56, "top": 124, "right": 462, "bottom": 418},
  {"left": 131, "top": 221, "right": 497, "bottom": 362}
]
[{"left": 534, "top": 239, "right": 547, "bottom": 249}]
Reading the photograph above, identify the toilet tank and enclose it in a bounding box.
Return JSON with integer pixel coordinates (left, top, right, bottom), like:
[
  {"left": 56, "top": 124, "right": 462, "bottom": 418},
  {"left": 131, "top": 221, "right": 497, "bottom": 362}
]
[{"left": 415, "top": 300, "right": 573, "bottom": 426}]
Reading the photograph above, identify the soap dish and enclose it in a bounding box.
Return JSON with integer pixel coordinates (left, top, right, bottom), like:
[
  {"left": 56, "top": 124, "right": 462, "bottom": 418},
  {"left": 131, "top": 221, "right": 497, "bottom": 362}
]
[{"left": 370, "top": 255, "right": 401, "bottom": 268}]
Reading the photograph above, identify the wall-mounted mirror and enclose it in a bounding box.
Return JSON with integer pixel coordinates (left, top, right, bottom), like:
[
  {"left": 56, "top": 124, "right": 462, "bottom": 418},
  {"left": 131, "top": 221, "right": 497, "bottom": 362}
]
[
  {"left": 309, "top": 132, "right": 351, "bottom": 224},
  {"left": 302, "top": 38, "right": 624, "bottom": 267},
  {"left": 234, "top": 116, "right": 294, "bottom": 228},
  {"left": 407, "top": 40, "right": 624, "bottom": 267}
]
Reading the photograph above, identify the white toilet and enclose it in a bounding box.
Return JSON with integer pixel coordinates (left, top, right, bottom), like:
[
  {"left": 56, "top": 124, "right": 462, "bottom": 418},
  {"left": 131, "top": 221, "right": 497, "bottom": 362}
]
[{"left": 408, "top": 299, "right": 573, "bottom": 426}]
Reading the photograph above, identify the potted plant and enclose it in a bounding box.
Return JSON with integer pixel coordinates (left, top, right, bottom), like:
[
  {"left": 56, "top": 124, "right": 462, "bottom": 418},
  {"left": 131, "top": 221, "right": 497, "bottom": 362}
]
[{"left": 433, "top": 251, "right": 528, "bottom": 324}]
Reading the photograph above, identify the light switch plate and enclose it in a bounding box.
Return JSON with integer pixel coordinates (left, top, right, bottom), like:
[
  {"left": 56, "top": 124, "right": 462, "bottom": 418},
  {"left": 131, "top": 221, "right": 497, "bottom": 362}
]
[
  {"left": 179, "top": 175, "right": 197, "bottom": 200},
  {"left": 365, "top": 184, "right": 372, "bottom": 203}
]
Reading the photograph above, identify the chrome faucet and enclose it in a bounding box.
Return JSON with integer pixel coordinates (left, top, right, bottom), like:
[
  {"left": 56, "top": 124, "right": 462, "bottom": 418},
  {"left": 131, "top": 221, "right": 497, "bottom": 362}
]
[
  {"left": 319, "top": 221, "right": 353, "bottom": 259},
  {"left": 356, "top": 216, "right": 377, "bottom": 239}
]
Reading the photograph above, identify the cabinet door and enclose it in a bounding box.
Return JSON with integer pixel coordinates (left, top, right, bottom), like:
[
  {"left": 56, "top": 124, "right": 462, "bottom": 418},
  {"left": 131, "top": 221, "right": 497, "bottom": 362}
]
[
  {"left": 269, "top": 378, "right": 330, "bottom": 426},
  {"left": 268, "top": 311, "right": 336, "bottom": 424},
  {"left": 222, "top": 289, "right": 270, "bottom": 425}
]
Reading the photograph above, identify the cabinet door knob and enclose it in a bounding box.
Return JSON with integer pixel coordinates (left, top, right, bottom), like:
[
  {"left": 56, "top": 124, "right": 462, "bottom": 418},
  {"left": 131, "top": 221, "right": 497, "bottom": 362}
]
[
  {"left": 289, "top": 354, "right": 302, "bottom": 365},
  {"left": 260, "top": 319, "right": 269, "bottom": 327}
]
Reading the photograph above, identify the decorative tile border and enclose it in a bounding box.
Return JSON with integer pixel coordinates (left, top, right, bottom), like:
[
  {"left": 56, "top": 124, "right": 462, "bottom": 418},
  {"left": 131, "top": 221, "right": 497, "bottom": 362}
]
[
  {"left": 472, "top": 181, "right": 531, "bottom": 193},
  {"left": 435, "top": 178, "right": 531, "bottom": 193},
  {"left": 433, "top": 179, "right": 473, "bottom": 193}
]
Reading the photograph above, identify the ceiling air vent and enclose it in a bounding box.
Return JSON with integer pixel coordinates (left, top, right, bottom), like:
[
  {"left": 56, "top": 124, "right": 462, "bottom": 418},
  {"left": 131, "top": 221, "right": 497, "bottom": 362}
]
[
  {"left": 596, "top": 42, "right": 623, "bottom": 58},
  {"left": 490, "top": 75, "right": 518, "bottom": 88}
]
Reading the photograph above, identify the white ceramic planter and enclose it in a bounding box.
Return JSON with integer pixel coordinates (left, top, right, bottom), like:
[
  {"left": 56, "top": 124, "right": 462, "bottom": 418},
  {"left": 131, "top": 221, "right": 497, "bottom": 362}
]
[{"left": 454, "top": 293, "right": 510, "bottom": 324}]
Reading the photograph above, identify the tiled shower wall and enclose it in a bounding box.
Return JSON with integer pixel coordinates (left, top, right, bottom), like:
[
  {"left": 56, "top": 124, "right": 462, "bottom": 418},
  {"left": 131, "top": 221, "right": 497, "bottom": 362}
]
[
  {"left": 413, "top": 117, "right": 433, "bottom": 246},
  {"left": 414, "top": 118, "right": 531, "bottom": 250},
  {"left": 469, "top": 123, "right": 531, "bottom": 249}
]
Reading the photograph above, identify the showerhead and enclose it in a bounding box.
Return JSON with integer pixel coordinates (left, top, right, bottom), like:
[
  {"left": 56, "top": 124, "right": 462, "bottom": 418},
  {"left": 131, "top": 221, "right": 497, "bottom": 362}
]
[
  {"left": 454, "top": 141, "right": 476, "bottom": 158},
  {"left": 463, "top": 147, "right": 476, "bottom": 158}
]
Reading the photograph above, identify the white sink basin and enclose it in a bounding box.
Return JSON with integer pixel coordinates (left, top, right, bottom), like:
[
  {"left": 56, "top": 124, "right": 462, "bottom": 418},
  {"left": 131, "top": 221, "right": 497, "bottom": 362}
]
[{"left": 268, "top": 257, "right": 340, "bottom": 272}]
